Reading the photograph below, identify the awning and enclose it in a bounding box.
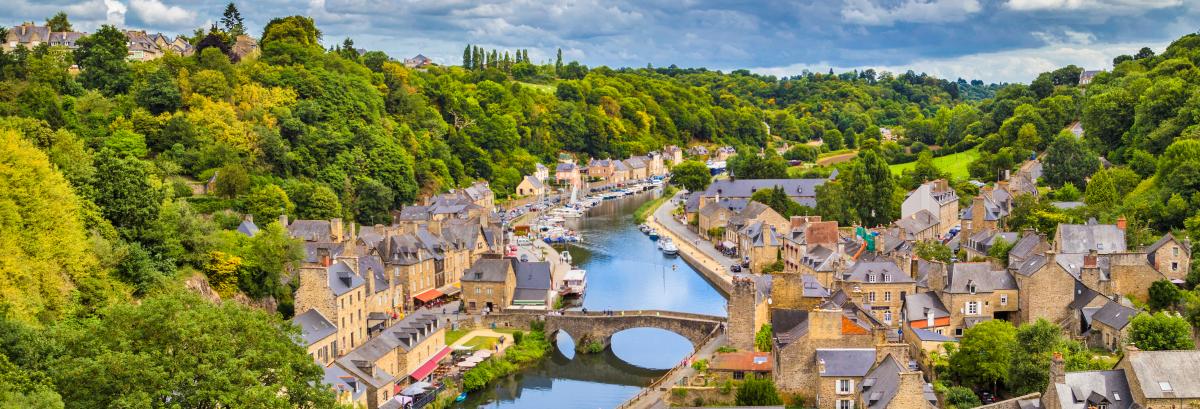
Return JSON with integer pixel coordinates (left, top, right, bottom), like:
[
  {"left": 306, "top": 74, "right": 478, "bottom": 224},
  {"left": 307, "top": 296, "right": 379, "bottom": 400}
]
[
  {"left": 409, "top": 346, "right": 451, "bottom": 381},
  {"left": 437, "top": 283, "right": 461, "bottom": 297},
  {"left": 414, "top": 289, "right": 444, "bottom": 303}
]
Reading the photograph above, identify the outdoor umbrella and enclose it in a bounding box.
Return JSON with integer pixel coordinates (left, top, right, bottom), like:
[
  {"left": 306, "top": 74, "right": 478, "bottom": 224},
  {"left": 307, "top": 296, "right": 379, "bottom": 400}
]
[
  {"left": 400, "top": 382, "right": 432, "bottom": 396},
  {"left": 456, "top": 361, "right": 476, "bottom": 368}
]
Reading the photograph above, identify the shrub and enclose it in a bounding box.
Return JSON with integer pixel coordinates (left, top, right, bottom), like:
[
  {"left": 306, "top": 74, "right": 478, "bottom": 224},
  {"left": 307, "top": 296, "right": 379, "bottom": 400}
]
[
  {"left": 691, "top": 359, "right": 708, "bottom": 372},
  {"left": 735, "top": 376, "right": 783, "bottom": 406},
  {"left": 945, "top": 386, "right": 981, "bottom": 409}
]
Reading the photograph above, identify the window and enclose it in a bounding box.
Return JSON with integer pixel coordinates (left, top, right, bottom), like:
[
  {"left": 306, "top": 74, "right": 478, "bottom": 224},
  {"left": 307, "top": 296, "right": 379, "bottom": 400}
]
[
  {"left": 868, "top": 292, "right": 876, "bottom": 302},
  {"left": 955, "top": 328, "right": 964, "bottom": 336},
  {"left": 884, "top": 311, "right": 892, "bottom": 325},
  {"left": 837, "top": 399, "right": 853, "bottom": 409},
  {"left": 1172, "top": 262, "right": 1179, "bottom": 272},
  {"left": 884, "top": 274, "right": 892, "bottom": 283},
  {"left": 1159, "top": 381, "right": 1173, "bottom": 392},
  {"left": 837, "top": 379, "right": 853, "bottom": 394},
  {"left": 884, "top": 292, "right": 892, "bottom": 302},
  {"left": 867, "top": 274, "right": 876, "bottom": 283},
  {"left": 475, "top": 287, "right": 481, "bottom": 295},
  {"left": 968, "top": 283, "right": 977, "bottom": 294},
  {"left": 733, "top": 371, "right": 745, "bottom": 380},
  {"left": 966, "top": 302, "right": 980, "bottom": 315},
  {"left": 468, "top": 301, "right": 476, "bottom": 309},
  {"left": 934, "top": 328, "right": 943, "bottom": 335},
  {"left": 1000, "top": 294, "right": 1008, "bottom": 306},
  {"left": 1174, "top": 246, "right": 1180, "bottom": 257},
  {"left": 486, "top": 288, "right": 493, "bottom": 296}
]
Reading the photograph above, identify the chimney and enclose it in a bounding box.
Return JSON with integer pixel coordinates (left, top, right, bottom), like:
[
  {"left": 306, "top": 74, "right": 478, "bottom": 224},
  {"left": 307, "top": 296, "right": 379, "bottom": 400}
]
[
  {"left": 1049, "top": 352, "right": 1065, "bottom": 384},
  {"left": 791, "top": 216, "right": 806, "bottom": 229},
  {"left": 1116, "top": 215, "right": 1127, "bottom": 231},
  {"left": 330, "top": 218, "right": 344, "bottom": 242},
  {"left": 1084, "top": 249, "right": 1098, "bottom": 268},
  {"left": 809, "top": 307, "right": 844, "bottom": 340},
  {"left": 279, "top": 214, "right": 289, "bottom": 227},
  {"left": 818, "top": 358, "right": 827, "bottom": 374}
]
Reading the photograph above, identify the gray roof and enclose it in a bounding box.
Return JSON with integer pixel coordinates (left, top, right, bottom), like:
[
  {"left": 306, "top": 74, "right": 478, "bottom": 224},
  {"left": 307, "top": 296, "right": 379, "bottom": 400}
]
[
  {"left": 859, "top": 355, "right": 905, "bottom": 409},
  {"left": 816, "top": 348, "right": 877, "bottom": 377},
  {"left": 395, "top": 205, "right": 433, "bottom": 221},
  {"left": 771, "top": 309, "right": 809, "bottom": 347},
  {"left": 740, "top": 220, "right": 782, "bottom": 248},
  {"left": 303, "top": 241, "right": 346, "bottom": 264},
  {"left": 1147, "top": 232, "right": 1189, "bottom": 254},
  {"left": 1056, "top": 223, "right": 1126, "bottom": 254},
  {"left": 359, "top": 255, "right": 389, "bottom": 294},
  {"left": 911, "top": 327, "right": 957, "bottom": 342},
  {"left": 945, "top": 263, "right": 1017, "bottom": 294},
  {"left": 903, "top": 292, "right": 950, "bottom": 322},
  {"left": 1052, "top": 370, "right": 1135, "bottom": 409},
  {"left": 556, "top": 163, "right": 576, "bottom": 172},
  {"left": 1008, "top": 233, "right": 1046, "bottom": 267},
  {"left": 513, "top": 288, "right": 549, "bottom": 303},
  {"left": 1123, "top": 350, "right": 1200, "bottom": 399},
  {"left": 801, "top": 274, "right": 831, "bottom": 298},
  {"left": 521, "top": 175, "right": 545, "bottom": 190},
  {"left": 1091, "top": 299, "right": 1138, "bottom": 330},
  {"left": 841, "top": 260, "right": 913, "bottom": 284},
  {"left": 328, "top": 261, "right": 367, "bottom": 296},
  {"left": 293, "top": 309, "right": 336, "bottom": 346},
  {"left": 1015, "top": 253, "right": 1049, "bottom": 277},
  {"left": 463, "top": 259, "right": 512, "bottom": 282},
  {"left": 237, "top": 220, "right": 260, "bottom": 237},
  {"left": 322, "top": 363, "right": 367, "bottom": 403},
  {"left": 799, "top": 245, "right": 838, "bottom": 272},
  {"left": 896, "top": 209, "right": 939, "bottom": 237},
  {"left": 1056, "top": 253, "right": 1111, "bottom": 280},
  {"left": 1069, "top": 280, "right": 1102, "bottom": 310},
  {"left": 288, "top": 219, "right": 336, "bottom": 242},
  {"left": 684, "top": 192, "right": 701, "bottom": 213},
  {"left": 702, "top": 178, "right": 826, "bottom": 208},
  {"left": 699, "top": 198, "right": 749, "bottom": 217},
  {"left": 337, "top": 314, "right": 443, "bottom": 388},
  {"left": 1051, "top": 201, "right": 1085, "bottom": 210},
  {"left": 514, "top": 261, "right": 552, "bottom": 290}
]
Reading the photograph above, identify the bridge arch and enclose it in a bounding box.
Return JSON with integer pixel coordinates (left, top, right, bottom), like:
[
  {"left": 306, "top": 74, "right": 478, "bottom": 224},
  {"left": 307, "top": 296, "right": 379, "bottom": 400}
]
[{"left": 543, "top": 310, "right": 724, "bottom": 353}]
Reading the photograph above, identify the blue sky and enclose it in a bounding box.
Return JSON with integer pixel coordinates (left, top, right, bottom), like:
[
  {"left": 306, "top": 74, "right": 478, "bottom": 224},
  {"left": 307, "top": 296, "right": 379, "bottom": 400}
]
[{"left": 6, "top": 0, "right": 1199, "bottom": 83}]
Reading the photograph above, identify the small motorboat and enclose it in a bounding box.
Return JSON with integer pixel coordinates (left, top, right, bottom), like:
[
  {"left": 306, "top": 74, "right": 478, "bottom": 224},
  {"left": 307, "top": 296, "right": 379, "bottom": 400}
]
[
  {"left": 648, "top": 228, "right": 660, "bottom": 241},
  {"left": 639, "top": 224, "right": 651, "bottom": 234},
  {"left": 661, "top": 238, "right": 679, "bottom": 255},
  {"left": 455, "top": 392, "right": 467, "bottom": 402}
]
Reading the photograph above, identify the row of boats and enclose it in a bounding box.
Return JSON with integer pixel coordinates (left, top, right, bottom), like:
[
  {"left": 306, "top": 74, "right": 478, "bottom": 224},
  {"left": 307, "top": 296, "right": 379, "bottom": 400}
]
[{"left": 639, "top": 223, "right": 678, "bottom": 255}]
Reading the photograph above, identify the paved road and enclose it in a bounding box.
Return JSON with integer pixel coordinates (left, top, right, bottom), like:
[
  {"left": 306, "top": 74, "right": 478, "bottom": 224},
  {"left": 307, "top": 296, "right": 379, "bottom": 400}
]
[
  {"left": 624, "top": 333, "right": 728, "bottom": 409},
  {"left": 651, "top": 191, "right": 740, "bottom": 270}
]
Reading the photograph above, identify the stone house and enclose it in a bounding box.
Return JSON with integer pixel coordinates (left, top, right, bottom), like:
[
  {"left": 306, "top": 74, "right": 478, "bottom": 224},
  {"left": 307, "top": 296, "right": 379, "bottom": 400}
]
[
  {"left": 771, "top": 299, "right": 887, "bottom": 394},
  {"left": 515, "top": 175, "right": 546, "bottom": 198},
  {"left": 461, "top": 259, "right": 515, "bottom": 313},
  {"left": 4, "top": 23, "right": 50, "bottom": 51},
  {"left": 335, "top": 313, "right": 448, "bottom": 409},
  {"left": 534, "top": 163, "right": 549, "bottom": 183},
  {"left": 321, "top": 364, "right": 369, "bottom": 408},
  {"left": 1013, "top": 251, "right": 1078, "bottom": 326},
  {"left": 1041, "top": 352, "right": 1134, "bottom": 409},
  {"left": 771, "top": 273, "right": 832, "bottom": 311},
  {"left": 1054, "top": 221, "right": 1180, "bottom": 302},
  {"left": 403, "top": 54, "right": 433, "bottom": 68},
  {"left": 714, "top": 146, "right": 737, "bottom": 161},
  {"left": 645, "top": 152, "right": 666, "bottom": 177},
  {"left": 1115, "top": 347, "right": 1200, "bottom": 408},
  {"left": 834, "top": 259, "right": 916, "bottom": 328},
  {"left": 901, "top": 179, "right": 959, "bottom": 237},
  {"left": 513, "top": 261, "right": 553, "bottom": 308},
  {"left": 894, "top": 209, "right": 941, "bottom": 242},
  {"left": 936, "top": 262, "right": 1019, "bottom": 337},
  {"left": 125, "top": 30, "right": 163, "bottom": 61},
  {"left": 586, "top": 158, "right": 615, "bottom": 181},
  {"left": 294, "top": 259, "right": 368, "bottom": 357},
  {"left": 1083, "top": 298, "right": 1140, "bottom": 352},
  {"left": 962, "top": 229, "right": 1019, "bottom": 260},
  {"left": 901, "top": 291, "right": 952, "bottom": 336},
  {"left": 724, "top": 201, "right": 789, "bottom": 252},
  {"left": 737, "top": 220, "right": 783, "bottom": 273},
  {"left": 709, "top": 351, "right": 773, "bottom": 382},
  {"left": 294, "top": 309, "right": 338, "bottom": 365},
  {"left": 901, "top": 325, "right": 957, "bottom": 373},
  {"left": 664, "top": 145, "right": 684, "bottom": 165},
  {"left": 610, "top": 160, "right": 630, "bottom": 185},
  {"left": 1146, "top": 233, "right": 1191, "bottom": 282},
  {"left": 625, "top": 157, "right": 648, "bottom": 180},
  {"left": 555, "top": 163, "right": 581, "bottom": 189},
  {"left": 815, "top": 348, "right": 876, "bottom": 409},
  {"left": 373, "top": 233, "right": 438, "bottom": 311},
  {"left": 357, "top": 254, "right": 402, "bottom": 337},
  {"left": 728, "top": 276, "right": 772, "bottom": 351},
  {"left": 699, "top": 178, "right": 828, "bottom": 212},
  {"left": 961, "top": 185, "right": 1012, "bottom": 237},
  {"left": 855, "top": 354, "right": 938, "bottom": 409},
  {"left": 1006, "top": 230, "right": 1050, "bottom": 270},
  {"left": 697, "top": 198, "right": 749, "bottom": 241}
]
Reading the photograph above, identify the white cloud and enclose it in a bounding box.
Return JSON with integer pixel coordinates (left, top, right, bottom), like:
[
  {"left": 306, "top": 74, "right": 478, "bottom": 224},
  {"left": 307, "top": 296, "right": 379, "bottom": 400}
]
[
  {"left": 128, "top": 0, "right": 195, "bottom": 27},
  {"left": 750, "top": 40, "right": 1166, "bottom": 83},
  {"left": 841, "top": 0, "right": 982, "bottom": 26},
  {"left": 1004, "top": 0, "right": 1182, "bottom": 12},
  {"left": 103, "top": 0, "right": 127, "bottom": 25}
]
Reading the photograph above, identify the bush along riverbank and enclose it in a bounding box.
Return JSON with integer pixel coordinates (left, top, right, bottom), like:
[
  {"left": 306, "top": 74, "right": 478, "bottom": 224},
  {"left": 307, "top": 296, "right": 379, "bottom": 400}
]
[
  {"left": 461, "top": 324, "right": 553, "bottom": 392},
  {"left": 633, "top": 185, "right": 678, "bottom": 224}
]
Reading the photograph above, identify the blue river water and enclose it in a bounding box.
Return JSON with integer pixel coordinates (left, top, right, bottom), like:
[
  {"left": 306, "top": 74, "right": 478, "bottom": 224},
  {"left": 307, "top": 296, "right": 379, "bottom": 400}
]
[{"left": 457, "top": 189, "right": 728, "bottom": 408}]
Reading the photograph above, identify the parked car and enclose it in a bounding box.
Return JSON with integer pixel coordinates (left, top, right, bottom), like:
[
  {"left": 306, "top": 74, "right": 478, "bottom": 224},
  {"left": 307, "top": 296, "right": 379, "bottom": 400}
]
[{"left": 730, "top": 264, "right": 742, "bottom": 273}]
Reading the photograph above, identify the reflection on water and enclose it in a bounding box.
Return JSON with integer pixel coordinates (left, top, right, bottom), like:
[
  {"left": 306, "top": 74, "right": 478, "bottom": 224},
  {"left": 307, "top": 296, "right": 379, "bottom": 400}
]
[{"left": 456, "top": 190, "right": 726, "bottom": 408}]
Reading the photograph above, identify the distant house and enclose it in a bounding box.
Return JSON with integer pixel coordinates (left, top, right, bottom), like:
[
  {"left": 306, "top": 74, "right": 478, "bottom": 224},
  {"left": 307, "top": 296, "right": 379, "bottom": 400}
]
[
  {"left": 1078, "top": 69, "right": 1102, "bottom": 86},
  {"left": 555, "top": 163, "right": 581, "bottom": 189},
  {"left": 404, "top": 54, "right": 433, "bottom": 68},
  {"left": 293, "top": 309, "right": 338, "bottom": 365},
  {"left": 699, "top": 178, "right": 828, "bottom": 211},
  {"left": 512, "top": 261, "right": 553, "bottom": 308},
  {"left": 461, "top": 259, "right": 515, "bottom": 313},
  {"left": 534, "top": 163, "right": 549, "bottom": 182},
  {"left": 231, "top": 35, "right": 259, "bottom": 60},
  {"left": 900, "top": 179, "right": 959, "bottom": 237},
  {"left": 125, "top": 30, "right": 162, "bottom": 61},
  {"left": 710, "top": 351, "right": 773, "bottom": 382},
  {"left": 236, "top": 218, "right": 260, "bottom": 237},
  {"left": 664, "top": 145, "right": 684, "bottom": 165},
  {"left": 5, "top": 22, "right": 85, "bottom": 52},
  {"left": 515, "top": 175, "right": 546, "bottom": 198}
]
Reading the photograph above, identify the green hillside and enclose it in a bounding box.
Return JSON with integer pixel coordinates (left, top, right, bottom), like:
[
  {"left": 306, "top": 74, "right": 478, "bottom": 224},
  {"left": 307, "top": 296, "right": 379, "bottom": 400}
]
[{"left": 889, "top": 148, "right": 980, "bottom": 179}]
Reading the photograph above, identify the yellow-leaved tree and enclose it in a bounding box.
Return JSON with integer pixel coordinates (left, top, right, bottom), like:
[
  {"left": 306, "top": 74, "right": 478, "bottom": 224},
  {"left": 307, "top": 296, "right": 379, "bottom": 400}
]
[{"left": 0, "top": 130, "right": 120, "bottom": 324}]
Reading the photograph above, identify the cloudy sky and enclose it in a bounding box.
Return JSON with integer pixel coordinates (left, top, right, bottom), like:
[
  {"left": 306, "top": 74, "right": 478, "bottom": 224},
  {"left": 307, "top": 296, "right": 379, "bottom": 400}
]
[{"left": 6, "top": 0, "right": 1200, "bottom": 83}]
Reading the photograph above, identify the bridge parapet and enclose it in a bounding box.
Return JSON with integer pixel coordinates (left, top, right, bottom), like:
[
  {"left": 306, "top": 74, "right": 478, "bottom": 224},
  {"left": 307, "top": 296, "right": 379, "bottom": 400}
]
[{"left": 544, "top": 310, "right": 726, "bottom": 353}]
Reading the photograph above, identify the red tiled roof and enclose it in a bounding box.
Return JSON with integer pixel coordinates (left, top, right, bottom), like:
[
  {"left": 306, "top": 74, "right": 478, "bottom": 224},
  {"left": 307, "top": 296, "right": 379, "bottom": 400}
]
[{"left": 710, "top": 352, "right": 773, "bottom": 372}]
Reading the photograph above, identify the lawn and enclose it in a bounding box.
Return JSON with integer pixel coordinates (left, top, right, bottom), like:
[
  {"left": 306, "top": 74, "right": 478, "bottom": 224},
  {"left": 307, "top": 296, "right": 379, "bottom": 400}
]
[
  {"left": 889, "top": 147, "right": 980, "bottom": 179},
  {"left": 518, "top": 81, "right": 556, "bottom": 94},
  {"left": 446, "top": 329, "right": 469, "bottom": 345},
  {"left": 463, "top": 336, "right": 500, "bottom": 351}
]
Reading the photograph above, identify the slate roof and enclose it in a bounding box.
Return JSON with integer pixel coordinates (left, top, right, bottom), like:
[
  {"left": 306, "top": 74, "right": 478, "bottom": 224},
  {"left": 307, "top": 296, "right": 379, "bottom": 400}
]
[
  {"left": 328, "top": 260, "right": 366, "bottom": 296},
  {"left": 626, "top": 157, "right": 647, "bottom": 169},
  {"left": 801, "top": 274, "right": 831, "bottom": 298},
  {"left": 322, "top": 364, "right": 368, "bottom": 403},
  {"left": 702, "top": 178, "right": 826, "bottom": 208},
  {"left": 740, "top": 220, "right": 781, "bottom": 248},
  {"left": 799, "top": 245, "right": 839, "bottom": 272},
  {"left": 1051, "top": 201, "right": 1086, "bottom": 210},
  {"left": 289, "top": 219, "right": 335, "bottom": 241},
  {"left": 395, "top": 205, "right": 433, "bottom": 222},
  {"left": 816, "top": 348, "right": 876, "bottom": 377},
  {"left": 293, "top": 309, "right": 337, "bottom": 346},
  {"left": 728, "top": 201, "right": 774, "bottom": 228},
  {"left": 1069, "top": 280, "right": 1102, "bottom": 310},
  {"left": 237, "top": 220, "right": 260, "bottom": 237},
  {"left": 520, "top": 175, "right": 544, "bottom": 191},
  {"left": 859, "top": 355, "right": 906, "bottom": 409},
  {"left": 1123, "top": 350, "right": 1200, "bottom": 399},
  {"left": 556, "top": 163, "right": 576, "bottom": 172},
  {"left": 1051, "top": 370, "right": 1134, "bottom": 409},
  {"left": 514, "top": 261, "right": 552, "bottom": 290},
  {"left": 463, "top": 259, "right": 512, "bottom": 282},
  {"left": 1056, "top": 253, "right": 1111, "bottom": 280},
  {"left": 359, "top": 255, "right": 389, "bottom": 294},
  {"left": 1091, "top": 299, "right": 1138, "bottom": 330},
  {"left": 1015, "top": 253, "right": 1049, "bottom": 277},
  {"left": 1008, "top": 233, "right": 1046, "bottom": 267},
  {"left": 945, "top": 263, "right": 1017, "bottom": 294},
  {"left": 1056, "top": 222, "right": 1126, "bottom": 254},
  {"left": 903, "top": 292, "right": 950, "bottom": 322},
  {"left": 699, "top": 198, "right": 750, "bottom": 218},
  {"left": 840, "top": 260, "right": 913, "bottom": 284},
  {"left": 303, "top": 241, "right": 346, "bottom": 264},
  {"left": 684, "top": 192, "right": 701, "bottom": 213},
  {"left": 911, "top": 327, "right": 957, "bottom": 342},
  {"left": 896, "top": 209, "right": 940, "bottom": 237},
  {"left": 1147, "top": 232, "right": 1189, "bottom": 254},
  {"left": 337, "top": 314, "right": 443, "bottom": 388},
  {"left": 771, "top": 309, "right": 809, "bottom": 347}
]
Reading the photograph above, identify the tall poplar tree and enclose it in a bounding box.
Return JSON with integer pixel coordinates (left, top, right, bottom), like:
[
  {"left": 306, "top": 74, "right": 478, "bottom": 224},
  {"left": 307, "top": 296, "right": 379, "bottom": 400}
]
[
  {"left": 462, "top": 44, "right": 471, "bottom": 68},
  {"left": 555, "top": 48, "right": 563, "bottom": 76}
]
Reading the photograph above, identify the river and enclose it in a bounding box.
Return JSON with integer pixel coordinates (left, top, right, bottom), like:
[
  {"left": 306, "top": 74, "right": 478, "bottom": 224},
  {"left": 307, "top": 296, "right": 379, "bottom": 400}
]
[{"left": 456, "top": 189, "right": 728, "bottom": 408}]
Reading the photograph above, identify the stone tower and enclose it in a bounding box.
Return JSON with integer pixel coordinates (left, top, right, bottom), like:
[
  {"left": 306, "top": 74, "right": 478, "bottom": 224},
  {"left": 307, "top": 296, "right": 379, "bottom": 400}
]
[{"left": 728, "top": 276, "right": 758, "bottom": 351}]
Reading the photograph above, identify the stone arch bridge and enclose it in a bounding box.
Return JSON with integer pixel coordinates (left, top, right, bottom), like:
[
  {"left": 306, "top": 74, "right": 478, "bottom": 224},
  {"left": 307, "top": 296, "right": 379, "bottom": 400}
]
[{"left": 544, "top": 310, "right": 725, "bottom": 352}]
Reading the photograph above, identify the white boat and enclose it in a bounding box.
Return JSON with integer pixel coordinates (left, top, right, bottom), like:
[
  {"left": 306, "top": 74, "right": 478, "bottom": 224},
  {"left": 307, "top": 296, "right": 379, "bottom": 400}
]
[
  {"left": 559, "top": 269, "right": 587, "bottom": 297},
  {"left": 661, "top": 238, "right": 679, "bottom": 255},
  {"left": 550, "top": 207, "right": 584, "bottom": 218},
  {"left": 648, "top": 228, "right": 660, "bottom": 241}
]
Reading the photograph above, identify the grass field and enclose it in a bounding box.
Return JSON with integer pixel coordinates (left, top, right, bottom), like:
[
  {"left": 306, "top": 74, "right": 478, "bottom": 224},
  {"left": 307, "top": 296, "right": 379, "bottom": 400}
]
[
  {"left": 463, "top": 336, "right": 500, "bottom": 351},
  {"left": 518, "top": 81, "right": 556, "bottom": 94},
  {"left": 889, "top": 148, "right": 980, "bottom": 179}
]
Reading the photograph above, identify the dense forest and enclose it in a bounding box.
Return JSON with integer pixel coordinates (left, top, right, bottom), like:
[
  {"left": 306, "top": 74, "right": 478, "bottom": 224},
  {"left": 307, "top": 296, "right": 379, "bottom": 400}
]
[{"left": 2, "top": 2, "right": 1200, "bottom": 407}]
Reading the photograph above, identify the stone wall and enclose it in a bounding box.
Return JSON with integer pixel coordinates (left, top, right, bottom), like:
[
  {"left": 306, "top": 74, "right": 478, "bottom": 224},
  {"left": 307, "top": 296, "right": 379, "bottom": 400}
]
[
  {"left": 544, "top": 311, "right": 723, "bottom": 352},
  {"left": 728, "top": 278, "right": 758, "bottom": 351}
]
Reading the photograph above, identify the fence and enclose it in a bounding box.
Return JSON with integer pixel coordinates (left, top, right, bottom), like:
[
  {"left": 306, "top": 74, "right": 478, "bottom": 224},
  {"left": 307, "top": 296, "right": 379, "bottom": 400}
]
[{"left": 614, "top": 324, "right": 724, "bottom": 409}]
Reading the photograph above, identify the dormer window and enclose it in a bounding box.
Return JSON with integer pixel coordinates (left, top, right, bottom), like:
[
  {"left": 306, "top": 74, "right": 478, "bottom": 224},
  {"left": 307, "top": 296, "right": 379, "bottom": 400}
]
[
  {"left": 868, "top": 273, "right": 877, "bottom": 283},
  {"left": 883, "top": 274, "right": 892, "bottom": 283}
]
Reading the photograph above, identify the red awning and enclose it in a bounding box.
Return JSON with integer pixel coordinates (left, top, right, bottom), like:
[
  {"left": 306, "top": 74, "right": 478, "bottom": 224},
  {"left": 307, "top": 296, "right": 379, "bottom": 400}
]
[
  {"left": 409, "top": 346, "right": 451, "bottom": 381},
  {"left": 414, "top": 289, "right": 444, "bottom": 303}
]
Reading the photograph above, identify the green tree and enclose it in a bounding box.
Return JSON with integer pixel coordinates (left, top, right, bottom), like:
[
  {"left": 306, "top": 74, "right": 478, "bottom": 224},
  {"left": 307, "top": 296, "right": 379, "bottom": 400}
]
[
  {"left": 843, "top": 148, "right": 896, "bottom": 226},
  {"left": 49, "top": 291, "right": 334, "bottom": 408},
  {"left": 735, "top": 376, "right": 783, "bottom": 406},
  {"left": 915, "top": 240, "right": 953, "bottom": 263},
  {"left": 1129, "top": 312, "right": 1194, "bottom": 350},
  {"left": 1148, "top": 280, "right": 1182, "bottom": 311},
  {"left": 951, "top": 320, "right": 1017, "bottom": 392},
  {"left": 988, "top": 236, "right": 1014, "bottom": 265},
  {"left": 755, "top": 324, "right": 772, "bottom": 352},
  {"left": 555, "top": 48, "right": 563, "bottom": 77},
  {"left": 352, "top": 177, "right": 394, "bottom": 225},
  {"left": 135, "top": 68, "right": 182, "bottom": 114},
  {"left": 1053, "top": 183, "right": 1081, "bottom": 202},
  {"left": 751, "top": 186, "right": 805, "bottom": 218},
  {"left": 46, "top": 12, "right": 71, "bottom": 32},
  {"left": 214, "top": 163, "right": 250, "bottom": 198},
  {"left": 1016, "top": 123, "right": 1041, "bottom": 152},
  {"left": 1006, "top": 319, "right": 1061, "bottom": 395},
  {"left": 93, "top": 151, "right": 162, "bottom": 237},
  {"left": 242, "top": 185, "right": 295, "bottom": 224},
  {"left": 1082, "top": 88, "right": 1135, "bottom": 153},
  {"left": 220, "top": 3, "right": 246, "bottom": 38},
  {"left": 73, "top": 25, "right": 131, "bottom": 95},
  {"left": 289, "top": 183, "right": 342, "bottom": 220},
  {"left": 1084, "top": 167, "right": 1120, "bottom": 209},
  {"left": 727, "top": 148, "right": 788, "bottom": 179},
  {"left": 944, "top": 386, "right": 981, "bottom": 409},
  {"left": 670, "top": 160, "right": 711, "bottom": 192},
  {"left": 1156, "top": 139, "right": 1200, "bottom": 198},
  {"left": 1043, "top": 131, "right": 1099, "bottom": 188}
]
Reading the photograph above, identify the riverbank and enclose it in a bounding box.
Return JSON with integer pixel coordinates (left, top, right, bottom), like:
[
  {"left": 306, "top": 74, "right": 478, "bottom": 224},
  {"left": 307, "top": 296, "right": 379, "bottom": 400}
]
[
  {"left": 633, "top": 185, "right": 677, "bottom": 224},
  {"left": 646, "top": 192, "right": 734, "bottom": 296},
  {"left": 461, "top": 326, "right": 552, "bottom": 392}
]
